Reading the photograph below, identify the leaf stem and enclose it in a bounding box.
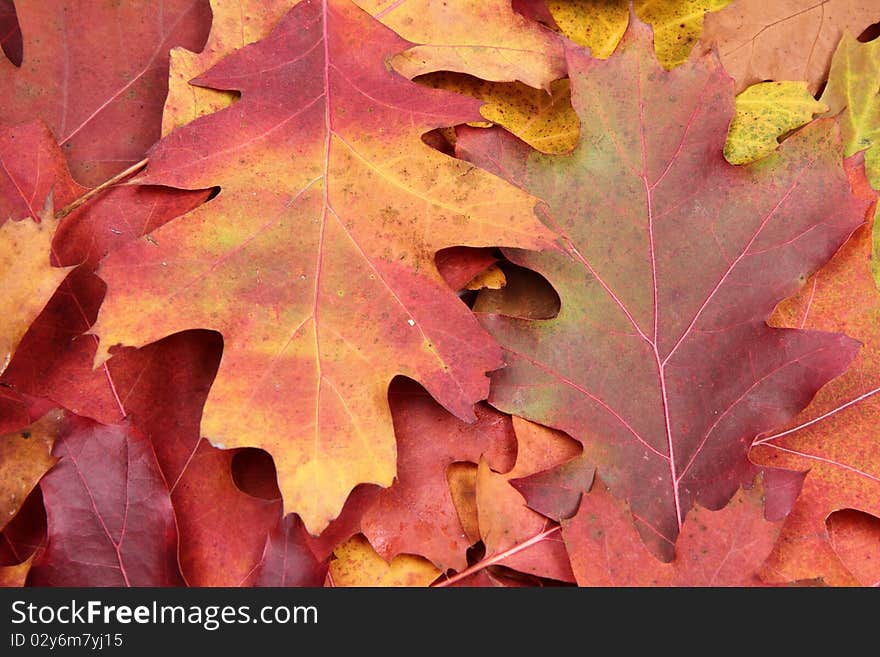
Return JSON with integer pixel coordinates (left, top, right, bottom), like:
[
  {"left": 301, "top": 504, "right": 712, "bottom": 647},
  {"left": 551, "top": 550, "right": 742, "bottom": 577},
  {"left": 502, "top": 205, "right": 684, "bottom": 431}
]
[
  {"left": 753, "top": 385, "right": 880, "bottom": 445},
  {"left": 55, "top": 158, "right": 149, "bottom": 219},
  {"left": 431, "top": 525, "right": 561, "bottom": 587}
]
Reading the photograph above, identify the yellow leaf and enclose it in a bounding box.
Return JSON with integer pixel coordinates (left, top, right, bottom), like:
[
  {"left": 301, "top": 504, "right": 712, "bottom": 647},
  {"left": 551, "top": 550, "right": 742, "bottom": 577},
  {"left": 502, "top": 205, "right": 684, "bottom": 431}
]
[
  {"left": 549, "top": 0, "right": 731, "bottom": 68},
  {"left": 819, "top": 33, "right": 880, "bottom": 289},
  {"left": 0, "top": 201, "right": 70, "bottom": 375},
  {"left": 820, "top": 33, "right": 880, "bottom": 187},
  {"left": 330, "top": 535, "right": 440, "bottom": 587},
  {"left": 548, "top": 0, "right": 629, "bottom": 59},
  {"left": 465, "top": 263, "right": 507, "bottom": 291},
  {"left": 419, "top": 73, "right": 579, "bottom": 154},
  {"left": 724, "top": 81, "right": 827, "bottom": 165}
]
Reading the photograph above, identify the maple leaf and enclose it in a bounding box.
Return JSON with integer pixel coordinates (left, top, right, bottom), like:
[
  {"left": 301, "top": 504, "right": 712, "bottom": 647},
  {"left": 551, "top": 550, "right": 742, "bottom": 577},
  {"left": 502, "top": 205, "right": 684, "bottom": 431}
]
[
  {"left": 456, "top": 20, "right": 866, "bottom": 558},
  {"left": 701, "top": 0, "right": 876, "bottom": 94},
  {"left": 724, "top": 81, "right": 828, "bottom": 165},
  {"left": 548, "top": 0, "right": 731, "bottom": 66},
  {"left": 92, "top": 0, "right": 556, "bottom": 533},
  {"left": 329, "top": 534, "right": 440, "bottom": 586},
  {"left": 751, "top": 165, "right": 880, "bottom": 585},
  {"left": 562, "top": 477, "right": 782, "bottom": 586},
  {"left": 359, "top": 380, "right": 516, "bottom": 572},
  {"left": 0, "top": 0, "right": 211, "bottom": 186},
  {"left": 29, "top": 416, "right": 181, "bottom": 586}
]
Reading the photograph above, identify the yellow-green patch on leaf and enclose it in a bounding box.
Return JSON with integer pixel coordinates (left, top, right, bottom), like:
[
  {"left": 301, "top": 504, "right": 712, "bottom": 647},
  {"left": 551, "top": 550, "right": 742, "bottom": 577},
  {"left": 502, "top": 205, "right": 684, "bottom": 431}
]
[{"left": 725, "top": 81, "right": 827, "bottom": 165}]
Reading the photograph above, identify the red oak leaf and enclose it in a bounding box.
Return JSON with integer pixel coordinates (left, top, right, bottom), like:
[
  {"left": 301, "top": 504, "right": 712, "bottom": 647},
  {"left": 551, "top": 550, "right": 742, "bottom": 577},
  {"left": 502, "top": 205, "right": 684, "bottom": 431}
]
[
  {"left": 29, "top": 416, "right": 181, "bottom": 586},
  {"left": 562, "top": 477, "right": 782, "bottom": 586},
  {"left": 456, "top": 19, "right": 865, "bottom": 558},
  {"left": 0, "top": 0, "right": 211, "bottom": 185},
  {"left": 359, "top": 379, "right": 516, "bottom": 572}
]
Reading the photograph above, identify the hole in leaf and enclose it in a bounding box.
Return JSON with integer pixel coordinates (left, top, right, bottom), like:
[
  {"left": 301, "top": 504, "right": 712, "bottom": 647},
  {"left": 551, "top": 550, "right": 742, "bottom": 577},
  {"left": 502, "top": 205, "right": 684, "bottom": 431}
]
[
  {"left": 857, "top": 21, "right": 880, "bottom": 43},
  {"left": 0, "top": 0, "right": 22, "bottom": 67},
  {"left": 472, "top": 260, "right": 561, "bottom": 319},
  {"left": 231, "top": 448, "right": 280, "bottom": 500}
]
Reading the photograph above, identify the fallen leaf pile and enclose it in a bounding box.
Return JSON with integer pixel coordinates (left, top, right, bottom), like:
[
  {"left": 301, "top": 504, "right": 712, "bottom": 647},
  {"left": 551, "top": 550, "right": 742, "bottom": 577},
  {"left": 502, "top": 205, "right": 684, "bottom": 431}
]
[{"left": 1, "top": 0, "right": 879, "bottom": 588}]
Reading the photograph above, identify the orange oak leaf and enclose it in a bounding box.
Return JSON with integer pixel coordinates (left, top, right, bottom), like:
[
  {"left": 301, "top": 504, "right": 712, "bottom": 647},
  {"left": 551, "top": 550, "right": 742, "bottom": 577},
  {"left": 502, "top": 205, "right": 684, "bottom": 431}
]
[
  {"left": 0, "top": 0, "right": 211, "bottom": 185},
  {"left": 438, "top": 417, "right": 581, "bottom": 585},
  {"left": 701, "top": 0, "right": 877, "bottom": 93},
  {"left": 562, "top": 477, "right": 782, "bottom": 586},
  {"left": 751, "top": 161, "right": 880, "bottom": 585},
  {"left": 92, "top": 0, "right": 556, "bottom": 533},
  {"left": 456, "top": 20, "right": 866, "bottom": 559}
]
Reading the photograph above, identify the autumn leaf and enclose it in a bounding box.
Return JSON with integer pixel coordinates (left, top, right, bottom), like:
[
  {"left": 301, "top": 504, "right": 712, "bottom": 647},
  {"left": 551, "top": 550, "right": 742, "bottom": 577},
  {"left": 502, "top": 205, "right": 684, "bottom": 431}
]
[
  {"left": 701, "top": 0, "right": 877, "bottom": 94},
  {"left": 439, "top": 417, "right": 580, "bottom": 585},
  {"left": 820, "top": 32, "right": 880, "bottom": 184},
  {"left": 456, "top": 20, "right": 866, "bottom": 559},
  {"left": 329, "top": 534, "right": 440, "bottom": 586},
  {"left": 359, "top": 380, "right": 515, "bottom": 572},
  {"left": 0, "top": 123, "right": 79, "bottom": 375},
  {"left": 29, "top": 416, "right": 181, "bottom": 586},
  {"left": 92, "top": 0, "right": 556, "bottom": 534},
  {"left": 0, "top": 0, "right": 211, "bottom": 185},
  {"left": 163, "top": 0, "right": 299, "bottom": 134},
  {"left": 562, "top": 477, "right": 782, "bottom": 586},
  {"left": 172, "top": 440, "right": 281, "bottom": 586},
  {"left": 724, "top": 81, "right": 828, "bottom": 165},
  {"left": 0, "top": 412, "right": 60, "bottom": 533},
  {"left": 418, "top": 73, "right": 579, "bottom": 155},
  {"left": 817, "top": 32, "right": 880, "bottom": 288},
  {"left": 473, "top": 459, "right": 575, "bottom": 582},
  {"left": 751, "top": 164, "right": 880, "bottom": 586},
  {"left": 0, "top": 487, "right": 48, "bottom": 573},
  {"left": 244, "top": 515, "right": 329, "bottom": 587},
  {"left": 548, "top": 0, "right": 731, "bottom": 66},
  {"left": 827, "top": 510, "right": 880, "bottom": 587},
  {"left": 357, "top": 0, "right": 565, "bottom": 88}
]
